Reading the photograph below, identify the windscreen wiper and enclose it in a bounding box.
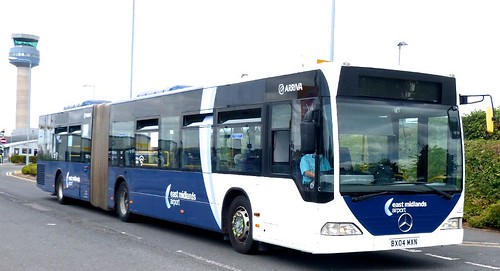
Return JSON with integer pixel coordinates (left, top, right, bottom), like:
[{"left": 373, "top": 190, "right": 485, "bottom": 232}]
[
  {"left": 350, "top": 182, "right": 454, "bottom": 202},
  {"left": 351, "top": 191, "right": 391, "bottom": 202},
  {"left": 383, "top": 181, "right": 454, "bottom": 200},
  {"left": 410, "top": 182, "right": 454, "bottom": 200}
]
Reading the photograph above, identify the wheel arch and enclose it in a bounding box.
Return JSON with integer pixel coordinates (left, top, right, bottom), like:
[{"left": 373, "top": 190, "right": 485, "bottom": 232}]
[
  {"left": 54, "top": 169, "right": 64, "bottom": 194},
  {"left": 221, "top": 188, "right": 249, "bottom": 234},
  {"left": 113, "top": 175, "right": 127, "bottom": 210}
]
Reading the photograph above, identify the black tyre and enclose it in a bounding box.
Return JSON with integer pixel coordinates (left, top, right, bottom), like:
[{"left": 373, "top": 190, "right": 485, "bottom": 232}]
[
  {"left": 227, "top": 196, "right": 258, "bottom": 254},
  {"left": 116, "top": 182, "right": 133, "bottom": 222},
  {"left": 55, "top": 174, "right": 67, "bottom": 204}
]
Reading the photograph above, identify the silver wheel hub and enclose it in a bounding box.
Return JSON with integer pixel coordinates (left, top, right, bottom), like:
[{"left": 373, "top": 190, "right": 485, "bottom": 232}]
[
  {"left": 119, "top": 189, "right": 128, "bottom": 215},
  {"left": 231, "top": 207, "right": 250, "bottom": 242},
  {"left": 57, "top": 182, "right": 63, "bottom": 198}
]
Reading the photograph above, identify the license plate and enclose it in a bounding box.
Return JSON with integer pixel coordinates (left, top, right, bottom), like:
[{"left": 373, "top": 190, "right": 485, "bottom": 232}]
[{"left": 390, "top": 237, "right": 418, "bottom": 248}]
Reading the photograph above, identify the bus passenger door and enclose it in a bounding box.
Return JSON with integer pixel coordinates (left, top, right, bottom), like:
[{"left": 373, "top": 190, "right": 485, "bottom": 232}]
[
  {"left": 270, "top": 103, "right": 292, "bottom": 175},
  {"left": 67, "top": 125, "right": 90, "bottom": 200}
]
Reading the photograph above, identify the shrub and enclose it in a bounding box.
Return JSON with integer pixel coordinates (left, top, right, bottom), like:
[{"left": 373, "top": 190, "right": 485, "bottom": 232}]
[
  {"left": 484, "top": 203, "right": 500, "bottom": 229},
  {"left": 11, "top": 155, "right": 37, "bottom": 164},
  {"left": 467, "top": 203, "right": 500, "bottom": 229},
  {"left": 462, "top": 107, "right": 500, "bottom": 140},
  {"left": 464, "top": 140, "right": 500, "bottom": 229},
  {"left": 21, "top": 163, "right": 37, "bottom": 176},
  {"left": 11, "top": 155, "right": 24, "bottom": 164}
]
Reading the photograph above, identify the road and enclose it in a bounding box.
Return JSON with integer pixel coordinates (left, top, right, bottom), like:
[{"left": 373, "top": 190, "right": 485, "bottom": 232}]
[{"left": 1, "top": 164, "right": 499, "bottom": 271}]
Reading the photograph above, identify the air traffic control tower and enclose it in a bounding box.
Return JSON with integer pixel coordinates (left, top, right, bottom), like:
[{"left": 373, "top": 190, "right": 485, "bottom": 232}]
[{"left": 8, "top": 33, "right": 40, "bottom": 131}]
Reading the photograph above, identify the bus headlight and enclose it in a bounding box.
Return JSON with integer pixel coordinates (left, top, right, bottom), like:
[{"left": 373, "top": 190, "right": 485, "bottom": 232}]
[
  {"left": 321, "top": 223, "right": 362, "bottom": 236},
  {"left": 440, "top": 217, "right": 462, "bottom": 230}
]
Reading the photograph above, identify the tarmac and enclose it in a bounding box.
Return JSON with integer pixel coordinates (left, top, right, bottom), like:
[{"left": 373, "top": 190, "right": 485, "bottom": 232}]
[{"left": 1, "top": 163, "right": 36, "bottom": 182}]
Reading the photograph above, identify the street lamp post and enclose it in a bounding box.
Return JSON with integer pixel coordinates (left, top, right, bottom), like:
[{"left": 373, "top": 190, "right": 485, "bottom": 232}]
[
  {"left": 329, "top": 0, "right": 335, "bottom": 62},
  {"left": 130, "top": 0, "right": 136, "bottom": 99},
  {"left": 397, "top": 41, "right": 408, "bottom": 66},
  {"left": 10, "top": 132, "right": 13, "bottom": 162}
]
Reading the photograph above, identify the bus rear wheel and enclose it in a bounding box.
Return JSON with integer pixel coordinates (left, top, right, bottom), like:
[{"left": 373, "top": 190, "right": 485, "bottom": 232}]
[
  {"left": 116, "top": 182, "right": 133, "bottom": 222},
  {"left": 56, "top": 174, "right": 67, "bottom": 204},
  {"left": 227, "top": 196, "right": 258, "bottom": 254}
]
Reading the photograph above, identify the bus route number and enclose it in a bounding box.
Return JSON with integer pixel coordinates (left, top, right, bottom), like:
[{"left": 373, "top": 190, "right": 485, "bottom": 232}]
[{"left": 390, "top": 238, "right": 418, "bottom": 247}]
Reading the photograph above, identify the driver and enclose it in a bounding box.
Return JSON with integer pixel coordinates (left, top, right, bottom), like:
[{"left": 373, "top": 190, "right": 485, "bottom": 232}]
[{"left": 300, "top": 151, "right": 332, "bottom": 188}]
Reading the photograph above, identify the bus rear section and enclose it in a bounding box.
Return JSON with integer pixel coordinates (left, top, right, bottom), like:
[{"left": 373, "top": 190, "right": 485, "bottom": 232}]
[{"left": 36, "top": 106, "right": 94, "bottom": 203}]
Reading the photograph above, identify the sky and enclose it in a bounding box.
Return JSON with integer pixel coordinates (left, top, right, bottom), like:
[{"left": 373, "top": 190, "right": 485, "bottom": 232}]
[{"left": 0, "top": 0, "right": 499, "bottom": 134}]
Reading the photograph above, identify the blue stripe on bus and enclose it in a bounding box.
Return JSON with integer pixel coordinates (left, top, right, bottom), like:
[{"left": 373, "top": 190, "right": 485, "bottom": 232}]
[{"left": 109, "top": 167, "right": 220, "bottom": 232}]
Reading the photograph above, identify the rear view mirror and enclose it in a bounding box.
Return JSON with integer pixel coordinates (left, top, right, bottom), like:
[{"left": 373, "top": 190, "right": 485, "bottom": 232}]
[
  {"left": 486, "top": 107, "right": 494, "bottom": 133},
  {"left": 448, "top": 106, "right": 460, "bottom": 139},
  {"left": 459, "top": 94, "right": 496, "bottom": 133}
]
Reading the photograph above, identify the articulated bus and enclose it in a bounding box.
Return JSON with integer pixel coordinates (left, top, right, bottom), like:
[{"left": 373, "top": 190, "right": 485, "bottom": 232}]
[{"left": 37, "top": 62, "right": 474, "bottom": 254}]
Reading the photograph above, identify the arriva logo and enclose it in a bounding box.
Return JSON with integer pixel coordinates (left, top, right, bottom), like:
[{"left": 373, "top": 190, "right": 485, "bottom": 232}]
[{"left": 278, "top": 83, "right": 303, "bottom": 95}]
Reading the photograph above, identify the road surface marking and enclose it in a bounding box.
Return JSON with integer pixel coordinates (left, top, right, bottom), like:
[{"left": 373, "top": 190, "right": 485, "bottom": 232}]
[
  {"left": 465, "top": 262, "right": 500, "bottom": 270},
  {"left": 400, "top": 248, "right": 422, "bottom": 253},
  {"left": 461, "top": 241, "right": 500, "bottom": 249},
  {"left": 6, "top": 171, "right": 36, "bottom": 183},
  {"left": 177, "top": 250, "right": 242, "bottom": 271},
  {"left": 424, "top": 253, "right": 460, "bottom": 261}
]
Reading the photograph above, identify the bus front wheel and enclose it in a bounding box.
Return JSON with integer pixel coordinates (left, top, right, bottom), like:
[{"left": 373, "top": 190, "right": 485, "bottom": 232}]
[
  {"left": 116, "top": 182, "right": 133, "bottom": 222},
  {"left": 227, "top": 196, "right": 258, "bottom": 254}
]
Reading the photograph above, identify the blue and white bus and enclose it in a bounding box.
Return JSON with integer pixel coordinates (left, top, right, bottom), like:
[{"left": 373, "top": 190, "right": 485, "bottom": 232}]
[{"left": 37, "top": 62, "right": 475, "bottom": 254}]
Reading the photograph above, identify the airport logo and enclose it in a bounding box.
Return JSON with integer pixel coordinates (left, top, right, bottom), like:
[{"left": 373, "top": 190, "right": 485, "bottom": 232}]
[
  {"left": 64, "top": 172, "right": 81, "bottom": 188},
  {"left": 165, "top": 184, "right": 197, "bottom": 209},
  {"left": 384, "top": 197, "right": 427, "bottom": 216},
  {"left": 278, "top": 83, "right": 303, "bottom": 95}
]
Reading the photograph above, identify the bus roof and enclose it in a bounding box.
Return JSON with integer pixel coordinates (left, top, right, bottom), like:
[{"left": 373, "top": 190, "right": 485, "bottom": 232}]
[{"left": 51, "top": 61, "right": 456, "bottom": 113}]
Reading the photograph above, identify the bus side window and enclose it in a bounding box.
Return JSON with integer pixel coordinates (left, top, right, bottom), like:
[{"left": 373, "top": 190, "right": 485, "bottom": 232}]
[
  {"left": 214, "top": 125, "right": 261, "bottom": 173},
  {"left": 241, "top": 126, "right": 261, "bottom": 173},
  {"left": 68, "top": 125, "right": 82, "bottom": 163},
  {"left": 215, "top": 127, "right": 231, "bottom": 171},
  {"left": 181, "top": 129, "right": 201, "bottom": 170},
  {"left": 214, "top": 108, "right": 262, "bottom": 174},
  {"left": 54, "top": 127, "right": 68, "bottom": 162},
  {"left": 160, "top": 116, "right": 180, "bottom": 169},
  {"left": 135, "top": 119, "right": 159, "bottom": 167},
  {"left": 110, "top": 120, "right": 135, "bottom": 167}
]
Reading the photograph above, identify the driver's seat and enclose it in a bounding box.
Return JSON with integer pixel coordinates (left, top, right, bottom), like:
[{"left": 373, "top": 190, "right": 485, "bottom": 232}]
[{"left": 339, "top": 147, "right": 353, "bottom": 172}]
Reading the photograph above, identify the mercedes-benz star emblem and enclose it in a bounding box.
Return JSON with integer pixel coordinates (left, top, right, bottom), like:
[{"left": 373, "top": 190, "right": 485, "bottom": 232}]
[{"left": 398, "top": 213, "right": 413, "bottom": 233}]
